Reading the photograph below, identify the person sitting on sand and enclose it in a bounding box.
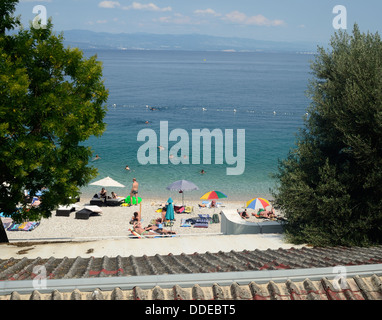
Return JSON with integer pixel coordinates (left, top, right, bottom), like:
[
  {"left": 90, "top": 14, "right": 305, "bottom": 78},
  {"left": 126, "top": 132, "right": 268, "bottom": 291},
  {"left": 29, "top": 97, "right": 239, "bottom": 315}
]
[
  {"left": 237, "top": 208, "right": 249, "bottom": 219},
  {"left": 130, "top": 212, "right": 139, "bottom": 224},
  {"left": 130, "top": 203, "right": 142, "bottom": 224},
  {"left": 111, "top": 191, "right": 118, "bottom": 199}
]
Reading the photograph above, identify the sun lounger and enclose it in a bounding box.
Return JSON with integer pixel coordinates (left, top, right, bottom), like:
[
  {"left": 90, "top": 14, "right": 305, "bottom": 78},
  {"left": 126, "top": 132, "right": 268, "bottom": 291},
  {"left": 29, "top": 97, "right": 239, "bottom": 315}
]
[
  {"left": 105, "top": 198, "right": 123, "bottom": 207},
  {"left": 90, "top": 198, "right": 105, "bottom": 206},
  {"left": 56, "top": 205, "right": 77, "bottom": 217},
  {"left": 75, "top": 206, "right": 102, "bottom": 220}
]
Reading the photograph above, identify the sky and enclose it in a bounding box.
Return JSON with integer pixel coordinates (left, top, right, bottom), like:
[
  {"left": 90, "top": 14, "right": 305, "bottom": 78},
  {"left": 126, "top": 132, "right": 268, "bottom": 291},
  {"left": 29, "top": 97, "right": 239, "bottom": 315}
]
[{"left": 15, "top": 0, "right": 382, "bottom": 44}]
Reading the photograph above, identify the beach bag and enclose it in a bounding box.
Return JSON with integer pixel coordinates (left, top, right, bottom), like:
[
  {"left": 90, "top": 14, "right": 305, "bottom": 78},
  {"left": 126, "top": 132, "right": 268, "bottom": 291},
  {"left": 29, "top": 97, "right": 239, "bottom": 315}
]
[{"left": 211, "top": 213, "right": 220, "bottom": 224}]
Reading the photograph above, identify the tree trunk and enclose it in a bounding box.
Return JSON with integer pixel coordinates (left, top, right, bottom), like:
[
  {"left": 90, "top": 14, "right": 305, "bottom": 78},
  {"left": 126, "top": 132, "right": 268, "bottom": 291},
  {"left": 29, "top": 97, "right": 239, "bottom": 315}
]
[{"left": 0, "top": 221, "right": 9, "bottom": 243}]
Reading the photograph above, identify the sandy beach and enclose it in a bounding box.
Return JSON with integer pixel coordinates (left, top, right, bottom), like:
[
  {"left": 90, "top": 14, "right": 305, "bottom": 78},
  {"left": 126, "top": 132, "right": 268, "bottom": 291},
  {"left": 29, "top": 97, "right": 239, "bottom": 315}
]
[{"left": 4, "top": 198, "right": 279, "bottom": 242}]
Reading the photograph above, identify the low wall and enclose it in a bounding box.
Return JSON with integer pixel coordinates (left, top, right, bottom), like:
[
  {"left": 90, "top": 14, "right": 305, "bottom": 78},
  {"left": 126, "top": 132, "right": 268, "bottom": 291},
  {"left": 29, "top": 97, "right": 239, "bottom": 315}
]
[{"left": 220, "top": 209, "right": 284, "bottom": 235}]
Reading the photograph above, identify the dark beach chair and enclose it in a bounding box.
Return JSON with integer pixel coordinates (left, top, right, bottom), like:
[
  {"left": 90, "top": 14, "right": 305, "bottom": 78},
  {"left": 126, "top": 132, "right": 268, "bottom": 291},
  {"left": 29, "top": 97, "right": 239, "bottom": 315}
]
[
  {"left": 90, "top": 197, "right": 105, "bottom": 206},
  {"left": 75, "top": 206, "right": 102, "bottom": 220},
  {"left": 105, "top": 198, "right": 123, "bottom": 207},
  {"left": 56, "top": 205, "right": 76, "bottom": 217}
]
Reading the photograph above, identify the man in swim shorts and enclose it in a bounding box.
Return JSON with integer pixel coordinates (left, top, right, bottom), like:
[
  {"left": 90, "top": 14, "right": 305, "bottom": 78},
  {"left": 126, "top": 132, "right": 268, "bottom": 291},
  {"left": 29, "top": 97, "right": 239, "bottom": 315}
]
[{"left": 130, "top": 178, "right": 139, "bottom": 205}]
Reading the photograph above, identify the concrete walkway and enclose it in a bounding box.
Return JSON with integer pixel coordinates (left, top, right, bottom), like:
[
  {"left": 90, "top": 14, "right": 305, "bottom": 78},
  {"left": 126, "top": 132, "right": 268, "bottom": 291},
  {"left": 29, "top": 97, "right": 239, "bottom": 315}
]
[{"left": 0, "top": 234, "right": 305, "bottom": 259}]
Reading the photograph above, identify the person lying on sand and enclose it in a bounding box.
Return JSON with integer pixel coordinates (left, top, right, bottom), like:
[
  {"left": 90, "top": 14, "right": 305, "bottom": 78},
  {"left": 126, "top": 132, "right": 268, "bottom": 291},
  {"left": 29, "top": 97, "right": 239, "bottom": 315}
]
[
  {"left": 253, "top": 208, "right": 277, "bottom": 219},
  {"left": 237, "top": 208, "right": 249, "bottom": 219},
  {"left": 146, "top": 224, "right": 176, "bottom": 235},
  {"left": 198, "top": 200, "right": 216, "bottom": 208},
  {"left": 260, "top": 208, "right": 277, "bottom": 219},
  {"left": 133, "top": 222, "right": 176, "bottom": 236},
  {"left": 133, "top": 222, "right": 158, "bottom": 236}
]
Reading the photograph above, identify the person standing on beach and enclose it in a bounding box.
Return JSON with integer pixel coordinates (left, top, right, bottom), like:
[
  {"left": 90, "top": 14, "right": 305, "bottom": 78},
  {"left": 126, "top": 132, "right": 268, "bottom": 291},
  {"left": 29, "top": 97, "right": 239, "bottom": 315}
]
[{"left": 130, "top": 178, "right": 139, "bottom": 205}]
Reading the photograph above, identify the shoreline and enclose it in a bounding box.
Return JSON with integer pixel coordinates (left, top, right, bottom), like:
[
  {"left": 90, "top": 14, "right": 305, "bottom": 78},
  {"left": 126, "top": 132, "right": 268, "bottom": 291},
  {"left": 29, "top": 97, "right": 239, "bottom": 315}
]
[
  {"left": 4, "top": 197, "right": 280, "bottom": 243},
  {"left": 79, "top": 188, "right": 276, "bottom": 205}
]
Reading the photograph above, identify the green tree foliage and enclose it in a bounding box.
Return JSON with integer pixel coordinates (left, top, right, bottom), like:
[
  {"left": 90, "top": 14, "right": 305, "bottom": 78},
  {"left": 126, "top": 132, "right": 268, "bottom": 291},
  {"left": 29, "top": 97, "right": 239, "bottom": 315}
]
[
  {"left": 273, "top": 25, "right": 382, "bottom": 247},
  {"left": 0, "top": 1, "right": 108, "bottom": 235}
]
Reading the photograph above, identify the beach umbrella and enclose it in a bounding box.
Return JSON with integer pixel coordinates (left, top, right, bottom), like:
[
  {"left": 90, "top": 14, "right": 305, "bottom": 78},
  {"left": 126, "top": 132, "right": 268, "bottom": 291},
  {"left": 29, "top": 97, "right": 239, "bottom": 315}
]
[
  {"left": 200, "top": 191, "right": 227, "bottom": 212},
  {"left": 165, "top": 197, "right": 175, "bottom": 221},
  {"left": 90, "top": 176, "right": 125, "bottom": 188},
  {"left": 165, "top": 197, "right": 175, "bottom": 231},
  {"left": 246, "top": 198, "right": 271, "bottom": 211},
  {"left": 166, "top": 180, "right": 199, "bottom": 206},
  {"left": 200, "top": 190, "right": 227, "bottom": 200}
]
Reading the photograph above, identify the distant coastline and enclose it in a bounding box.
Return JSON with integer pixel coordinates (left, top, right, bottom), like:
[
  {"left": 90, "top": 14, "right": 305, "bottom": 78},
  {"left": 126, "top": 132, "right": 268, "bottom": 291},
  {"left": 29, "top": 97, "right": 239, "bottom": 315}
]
[{"left": 60, "top": 29, "right": 319, "bottom": 53}]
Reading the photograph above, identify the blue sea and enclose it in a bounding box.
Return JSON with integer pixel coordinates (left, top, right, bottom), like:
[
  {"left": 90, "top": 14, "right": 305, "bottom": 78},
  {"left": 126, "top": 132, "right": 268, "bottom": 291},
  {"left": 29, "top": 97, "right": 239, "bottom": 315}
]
[{"left": 81, "top": 49, "right": 313, "bottom": 202}]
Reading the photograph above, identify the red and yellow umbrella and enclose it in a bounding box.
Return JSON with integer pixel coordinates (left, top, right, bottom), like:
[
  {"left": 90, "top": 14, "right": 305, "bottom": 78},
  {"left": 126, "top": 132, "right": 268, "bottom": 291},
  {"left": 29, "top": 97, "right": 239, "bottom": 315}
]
[
  {"left": 200, "top": 190, "right": 228, "bottom": 200},
  {"left": 246, "top": 198, "right": 270, "bottom": 211}
]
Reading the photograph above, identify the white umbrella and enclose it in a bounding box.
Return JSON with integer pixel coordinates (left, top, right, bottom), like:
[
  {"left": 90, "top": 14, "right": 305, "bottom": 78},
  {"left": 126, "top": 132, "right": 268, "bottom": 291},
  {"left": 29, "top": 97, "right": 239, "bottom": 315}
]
[{"left": 90, "top": 176, "right": 125, "bottom": 188}]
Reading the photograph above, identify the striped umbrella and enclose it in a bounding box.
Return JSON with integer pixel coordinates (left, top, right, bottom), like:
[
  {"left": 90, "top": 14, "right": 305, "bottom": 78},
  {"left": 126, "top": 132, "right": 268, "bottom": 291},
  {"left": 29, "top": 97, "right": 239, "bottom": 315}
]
[
  {"left": 246, "top": 198, "right": 271, "bottom": 211},
  {"left": 200, "top": 191, "right": 227, "bottom": 200}
]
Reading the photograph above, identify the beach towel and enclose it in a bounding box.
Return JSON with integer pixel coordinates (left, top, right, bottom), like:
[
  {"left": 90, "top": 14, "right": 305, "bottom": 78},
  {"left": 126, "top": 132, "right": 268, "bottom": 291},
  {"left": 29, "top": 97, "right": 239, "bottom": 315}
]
[
  {"left": 129, "top": 229, "right": 142, "bottom": 238},
  {"left": 7, "top": 223, "right": 20, "bottom": 231},
  {"left": 26, "top": 222, "right": 40, "bottom": 231},
  {"left": 6, "top": 221, "right": 40, "bottom": 231},
  {"left": 184, "top": 206, "right": 193, "bottom": 214},
  {"left": 180, "top": 218, "right": 191, "bottom": 227},
  {"left": 18, "top": 222, "right": 28, "bottom": 230},
  {"left": 194, "top": 214, "right": 209, "bottom": 228},
  {"left": 2, "top": 222, "right": 12, "bottom": 230},
  {"left": 174, "top": 206, "right": 185, "bottom": 213},
  {"left": 193, "top": 222, "right": 209, "bottom": 228}
]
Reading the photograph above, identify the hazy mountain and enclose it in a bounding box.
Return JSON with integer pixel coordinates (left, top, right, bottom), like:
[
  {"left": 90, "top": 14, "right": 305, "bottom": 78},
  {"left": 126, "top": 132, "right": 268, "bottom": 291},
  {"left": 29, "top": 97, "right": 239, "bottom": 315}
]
[{"left": 61, "top": 29, "right": 317, "bottom": 53}]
